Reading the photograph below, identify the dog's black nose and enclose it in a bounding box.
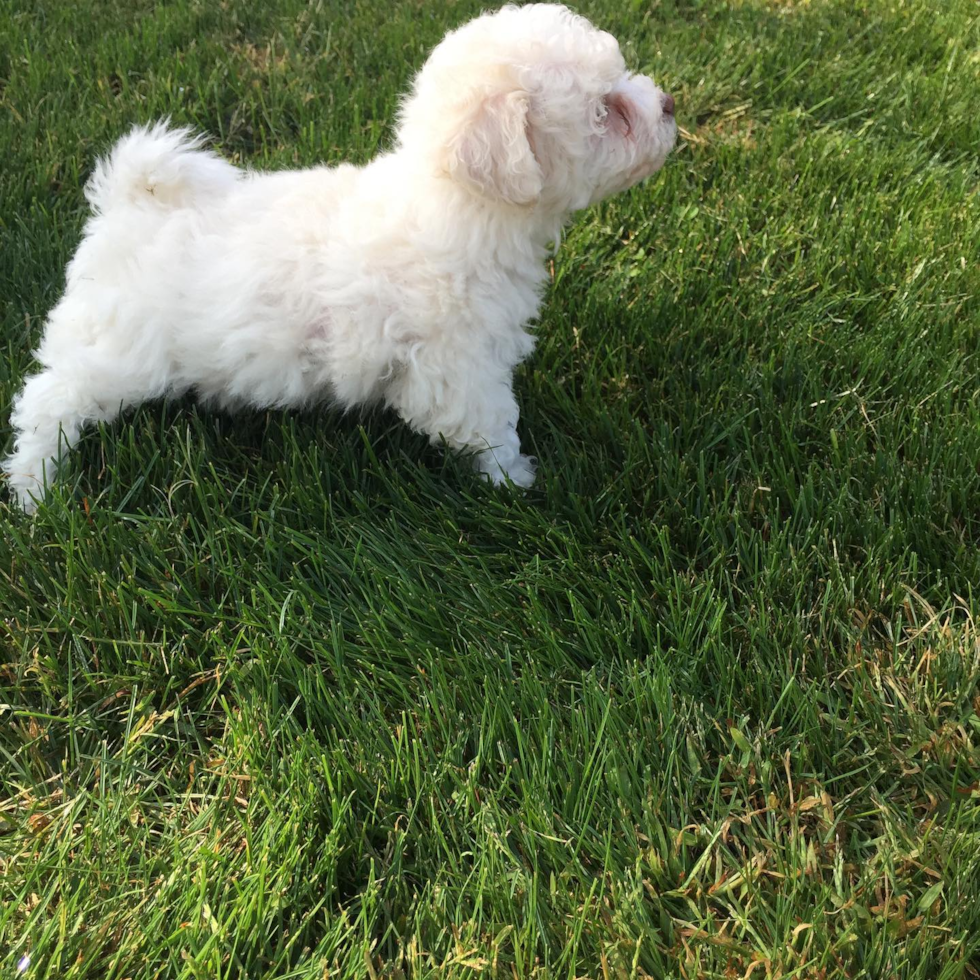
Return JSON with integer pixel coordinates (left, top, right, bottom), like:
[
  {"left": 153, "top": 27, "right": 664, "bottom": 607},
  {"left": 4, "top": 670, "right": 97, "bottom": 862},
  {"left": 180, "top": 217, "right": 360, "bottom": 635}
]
[{"left": 662, "top": 93, "right": 675, "bottom": 117}]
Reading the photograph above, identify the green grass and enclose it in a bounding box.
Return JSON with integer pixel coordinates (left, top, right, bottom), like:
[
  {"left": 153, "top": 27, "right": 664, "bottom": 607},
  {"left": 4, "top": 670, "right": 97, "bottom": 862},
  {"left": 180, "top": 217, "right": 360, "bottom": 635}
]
[{"left": 2, "top": 0, "right": 980, "bottom": 976}]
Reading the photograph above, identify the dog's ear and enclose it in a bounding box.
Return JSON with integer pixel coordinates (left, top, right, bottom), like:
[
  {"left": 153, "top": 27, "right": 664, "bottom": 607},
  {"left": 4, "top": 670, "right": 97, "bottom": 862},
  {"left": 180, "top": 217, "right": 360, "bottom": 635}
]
[{"left": 447, "top": 91, "right": 543, "bottom": 206}]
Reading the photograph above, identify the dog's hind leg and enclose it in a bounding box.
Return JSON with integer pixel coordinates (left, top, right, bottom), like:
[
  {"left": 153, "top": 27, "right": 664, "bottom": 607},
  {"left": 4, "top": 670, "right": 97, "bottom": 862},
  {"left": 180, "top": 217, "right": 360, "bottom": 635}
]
[{"left": 3, "top": 363, "right": 149, "bottom": 512}]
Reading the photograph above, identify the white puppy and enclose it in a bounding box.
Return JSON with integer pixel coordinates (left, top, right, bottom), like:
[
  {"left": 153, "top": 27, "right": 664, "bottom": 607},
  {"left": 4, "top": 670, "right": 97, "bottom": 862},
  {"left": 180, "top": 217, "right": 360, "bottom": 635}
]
[{"left": 4, "top": 3, "right": 676, "bottom": 511}]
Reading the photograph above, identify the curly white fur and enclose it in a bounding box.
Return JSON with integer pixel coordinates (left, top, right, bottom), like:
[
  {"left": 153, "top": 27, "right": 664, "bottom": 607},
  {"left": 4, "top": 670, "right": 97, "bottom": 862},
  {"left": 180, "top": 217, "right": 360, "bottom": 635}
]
[{"left": 4, "top": 3, "right": 676, "bottom": 511}]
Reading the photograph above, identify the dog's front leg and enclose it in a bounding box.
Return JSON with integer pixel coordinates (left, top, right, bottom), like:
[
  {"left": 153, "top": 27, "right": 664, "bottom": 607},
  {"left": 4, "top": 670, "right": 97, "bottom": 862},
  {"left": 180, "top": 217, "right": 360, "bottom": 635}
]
[
  {"left": 386, "top": 358, "right": 536, "bottom": 488},
  {"left": 468, "top": 419, "right": 537, "bottom": 489}
]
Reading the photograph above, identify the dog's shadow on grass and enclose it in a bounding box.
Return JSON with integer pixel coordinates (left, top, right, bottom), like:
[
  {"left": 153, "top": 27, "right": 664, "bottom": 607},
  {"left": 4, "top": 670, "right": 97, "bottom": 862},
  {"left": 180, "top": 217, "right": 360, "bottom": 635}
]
[
  {"left": 41, "top": 286, "right": 730, "bottom": 525},
  {"left": 61, "top": 396, "right": 445, "bottom": 517}
]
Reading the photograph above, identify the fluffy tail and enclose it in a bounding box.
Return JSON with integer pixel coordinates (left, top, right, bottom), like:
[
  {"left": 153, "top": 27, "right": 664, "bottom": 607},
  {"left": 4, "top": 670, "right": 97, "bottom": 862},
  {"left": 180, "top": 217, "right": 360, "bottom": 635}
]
[{"left": 84, "top": 121, "right": 240, "bottom": 214}]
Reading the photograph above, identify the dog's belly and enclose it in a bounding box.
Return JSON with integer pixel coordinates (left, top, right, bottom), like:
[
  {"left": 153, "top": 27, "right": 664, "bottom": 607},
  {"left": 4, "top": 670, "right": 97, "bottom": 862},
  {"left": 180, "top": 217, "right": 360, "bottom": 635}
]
[{"left": 177, "top": 311, "right": 399, "bottom": 413}]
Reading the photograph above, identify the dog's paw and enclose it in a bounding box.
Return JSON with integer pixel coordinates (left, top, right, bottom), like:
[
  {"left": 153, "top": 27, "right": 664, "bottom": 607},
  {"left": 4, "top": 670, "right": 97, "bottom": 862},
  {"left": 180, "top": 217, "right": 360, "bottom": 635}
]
[
  {"left": 477, "top": 451, "right": 537, "bottom": 489},
  {"left": 503, "top": 453, "right": 537, "bottom": 488},
  {"left": 2, "top": 457, "right": 43, "bottom": 513}
]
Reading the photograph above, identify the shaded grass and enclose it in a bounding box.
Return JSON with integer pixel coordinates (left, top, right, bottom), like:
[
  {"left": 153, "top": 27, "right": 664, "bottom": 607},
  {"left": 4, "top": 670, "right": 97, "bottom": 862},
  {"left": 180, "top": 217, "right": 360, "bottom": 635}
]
[{"left": 2, "top": 0, "right": 980, "bottom": 977}]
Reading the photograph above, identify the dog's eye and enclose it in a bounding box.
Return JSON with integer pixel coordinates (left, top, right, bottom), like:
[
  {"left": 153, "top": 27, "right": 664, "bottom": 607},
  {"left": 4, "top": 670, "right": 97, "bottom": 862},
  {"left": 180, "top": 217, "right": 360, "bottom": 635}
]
[
  {"left": 612, "top": 101, "right": 631, "bottom": 136},
  {"left": 601, "top": 94, "right": 632, "bottom": 138}
]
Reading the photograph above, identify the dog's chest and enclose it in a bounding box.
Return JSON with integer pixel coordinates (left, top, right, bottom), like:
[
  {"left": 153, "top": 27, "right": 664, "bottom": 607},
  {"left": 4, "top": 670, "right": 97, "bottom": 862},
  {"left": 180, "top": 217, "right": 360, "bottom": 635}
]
[{"left": 462, "top": 261, "right": 545, "bottom": 328}]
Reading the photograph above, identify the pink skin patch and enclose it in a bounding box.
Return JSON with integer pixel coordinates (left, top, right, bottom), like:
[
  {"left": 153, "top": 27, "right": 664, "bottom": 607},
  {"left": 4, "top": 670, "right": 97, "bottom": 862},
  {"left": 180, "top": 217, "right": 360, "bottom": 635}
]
[
  {"left": 306, "top": 314, "right": 331, "bottom": 341},
  {"left": 606, "top": 91, "right": 635, "bottom": 140}
]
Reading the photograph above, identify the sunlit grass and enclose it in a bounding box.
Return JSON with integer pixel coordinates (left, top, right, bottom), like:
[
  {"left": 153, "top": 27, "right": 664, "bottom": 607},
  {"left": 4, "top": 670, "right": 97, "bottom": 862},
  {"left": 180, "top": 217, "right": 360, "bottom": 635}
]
[{"left": 2, "top": 0, "right": 979, "bottom": 976}]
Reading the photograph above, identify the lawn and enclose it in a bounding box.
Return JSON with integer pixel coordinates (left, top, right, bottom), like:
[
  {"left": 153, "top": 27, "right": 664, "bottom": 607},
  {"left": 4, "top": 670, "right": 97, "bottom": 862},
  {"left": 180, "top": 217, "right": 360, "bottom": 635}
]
[{"left": 2, "top": 0, "right": 980, "bottom": 976}]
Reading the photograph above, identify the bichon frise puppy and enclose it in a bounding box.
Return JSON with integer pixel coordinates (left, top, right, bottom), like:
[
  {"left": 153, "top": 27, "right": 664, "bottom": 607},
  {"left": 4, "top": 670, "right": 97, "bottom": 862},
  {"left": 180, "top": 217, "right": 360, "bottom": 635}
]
[{"left": 4, "top": 3, "right": 676, "bottom": 511}]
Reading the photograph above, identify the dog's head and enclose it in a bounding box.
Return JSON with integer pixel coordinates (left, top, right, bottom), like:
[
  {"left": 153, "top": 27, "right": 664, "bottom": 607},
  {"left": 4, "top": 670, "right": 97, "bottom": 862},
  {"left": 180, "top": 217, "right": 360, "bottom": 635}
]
[{"left": 397, "top": 3, "right": 676, "bottom": 213}]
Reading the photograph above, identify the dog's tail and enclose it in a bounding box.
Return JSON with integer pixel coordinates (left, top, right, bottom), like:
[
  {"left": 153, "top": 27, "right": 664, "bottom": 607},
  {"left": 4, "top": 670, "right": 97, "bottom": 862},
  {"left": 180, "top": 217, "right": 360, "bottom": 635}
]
[{"left": 84, "top": 121, "right": 240, "bottom": 215}]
